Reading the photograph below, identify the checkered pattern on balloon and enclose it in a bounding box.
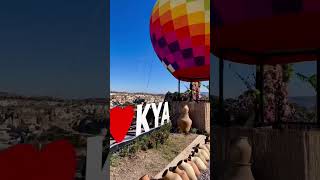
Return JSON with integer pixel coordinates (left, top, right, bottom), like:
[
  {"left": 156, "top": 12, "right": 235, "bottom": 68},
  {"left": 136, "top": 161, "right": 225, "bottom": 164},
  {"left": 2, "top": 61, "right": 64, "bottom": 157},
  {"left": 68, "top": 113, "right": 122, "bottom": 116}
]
[{"left": 150, "top": 0, "right": 210, "bottom": 82}]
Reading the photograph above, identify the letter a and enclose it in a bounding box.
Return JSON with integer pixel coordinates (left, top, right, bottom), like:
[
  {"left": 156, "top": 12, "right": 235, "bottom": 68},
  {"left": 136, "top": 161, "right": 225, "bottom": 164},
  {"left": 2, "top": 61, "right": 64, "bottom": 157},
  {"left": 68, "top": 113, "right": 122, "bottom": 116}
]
[{"left": 160, "top": 102, "right": 170, "bottom": 125}]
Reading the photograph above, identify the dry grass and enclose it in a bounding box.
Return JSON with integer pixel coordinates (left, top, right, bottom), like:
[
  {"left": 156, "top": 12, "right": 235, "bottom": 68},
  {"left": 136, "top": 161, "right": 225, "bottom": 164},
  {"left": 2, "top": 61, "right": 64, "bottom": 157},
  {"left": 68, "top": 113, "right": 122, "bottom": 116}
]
[{"left": 110, "top": 133, "right": 198, "bottom": 180}]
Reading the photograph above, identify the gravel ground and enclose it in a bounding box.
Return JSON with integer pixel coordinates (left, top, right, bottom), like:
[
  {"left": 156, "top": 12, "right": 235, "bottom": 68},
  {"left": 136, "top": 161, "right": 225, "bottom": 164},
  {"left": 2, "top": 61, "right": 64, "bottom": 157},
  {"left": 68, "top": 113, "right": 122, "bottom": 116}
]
[{"left": 199, "top": 163, "right": 210, "bottom": 180}]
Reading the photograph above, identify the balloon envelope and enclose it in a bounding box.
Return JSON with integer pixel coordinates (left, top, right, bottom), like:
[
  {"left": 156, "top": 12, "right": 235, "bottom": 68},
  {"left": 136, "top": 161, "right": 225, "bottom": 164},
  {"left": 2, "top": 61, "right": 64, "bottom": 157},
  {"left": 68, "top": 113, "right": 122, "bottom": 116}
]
[
  {"left": 150, "top": 0, "right": 210, "bottom": 82},
  {"left": 211, "top": 0, "right": 320, "bottom": 64}
]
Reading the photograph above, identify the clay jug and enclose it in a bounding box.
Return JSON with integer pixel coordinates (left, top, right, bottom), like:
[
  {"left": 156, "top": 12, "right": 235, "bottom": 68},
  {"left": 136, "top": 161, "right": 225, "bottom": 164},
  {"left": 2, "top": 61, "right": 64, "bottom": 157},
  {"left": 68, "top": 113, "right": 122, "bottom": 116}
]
[
  {"left": 187, "top": 158, "right": 201, "bottom": 177},
  {"left": 226, "top": 164, "right": 255, "bottom": 180},
  {"left": 170, "top": 166, "right": 189, "bottom": 180},
  {"left": 205, "top": 137, "right": 210, "bottom": 150},
  {"left": 140, "top": 174, "right": 151, "bottom": 180},
  {"left": 199, "top": 148, "right": 210, "bottom": 161},
  {"left": 196, "top": 144, "right": 210, "bottom": 158},
  {"left": 225, "top": 136, "right": 255, "bottom": 180},
  {"left": 162, "top": 169, "right": 182, "bottom": 180},
  {"left": 205, "top": 143, "right": 210, "bottom": 151},
  {"left": 194, "top": 148, "right": 209, "bottom": 162},
  {"left": 177, "top": 160, "right": 197, "bottom": 180},
  {"left": 229, "top": 137, "right": 252, "bottom": 164},
  {"left": 205, "top": 136, "right": 210, "bottom": 143},
  {"left": 177, "top": 105, "right": 192, "bottom": 133},
  {"left": 189, "top": 156, "right": 207, "bottom": 171},
  {"left": 192, "top": 151, "right": 208, "bottom": 167}
]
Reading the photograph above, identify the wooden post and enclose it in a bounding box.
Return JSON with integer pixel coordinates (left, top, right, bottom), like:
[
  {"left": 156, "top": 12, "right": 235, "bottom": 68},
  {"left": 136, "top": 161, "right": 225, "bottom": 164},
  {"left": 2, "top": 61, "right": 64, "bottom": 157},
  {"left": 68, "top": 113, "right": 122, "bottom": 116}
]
[
  {"left": 216, "top": 55, "right": 226, "bottom": 180},
  {"left": 255, "top": 63, "right": 264, "bottom": 126},
  {"left": 317, "top": 58, "right": 320, "bottom": 126},
  {"left": 190, "top": 82, "right": 193, "bottom": 101},
  {"left": 219, "top": 57, "right": 224, "bottom": 125},
  {"left": 178, "top": 79, "right": 181, "bottom": 100},
  {"left": 260, "top": 64, "right": 264, "bottom": 124},
  {"left": 255, "top": 65, "right": 259, "bottom": 125}
]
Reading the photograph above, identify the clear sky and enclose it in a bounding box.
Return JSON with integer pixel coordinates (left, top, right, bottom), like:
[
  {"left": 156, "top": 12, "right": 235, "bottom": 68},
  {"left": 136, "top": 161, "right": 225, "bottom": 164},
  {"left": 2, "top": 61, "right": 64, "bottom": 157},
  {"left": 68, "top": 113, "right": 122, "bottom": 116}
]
[
  {"left": 110, "top": 0, "right": 209, "bottom": 94},
  {"left": 0, "top": 0, "right": 107, "bottom": 99}
]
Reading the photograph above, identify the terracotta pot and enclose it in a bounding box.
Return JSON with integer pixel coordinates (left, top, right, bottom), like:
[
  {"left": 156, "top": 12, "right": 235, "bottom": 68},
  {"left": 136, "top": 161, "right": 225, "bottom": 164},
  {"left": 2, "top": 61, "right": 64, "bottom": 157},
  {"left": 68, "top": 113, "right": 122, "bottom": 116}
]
[
  {"left": 192, "top": 151, "right": 208, "bottom": 167},
  {"left": 205, "top": 136, "right": 210, "bottom": 142},
  {"left": 195, "top": 145, "right": 210, "bottom": 159},
  {"left": 194, "top": 148, "right": 209, "bottom": 162},
  {"left": 187, "top": 158, "right": 201, "bottom": 177},
  {"left": 200, "top": 149, "right": 210, "bottom": 161},
  {"left": 205, "top": 137, "right": 210, "bottom": 150},
  {"left": 162, "top": 169, "right": 182, "bottom": 180},
  {"left": 170, "top": 166, "right": 189, "bottom": 180},
  {"left": 177, "top": 105, "right": 192, "bottom": 133},
  {"left": 205, "top": 143, "right": 210, "bottom": 151},
  {"left": 229, "top": 136, "right": 252, "bottom": 164},
  {"left": 140, "top": 174, "right": 151, "bottom": 180},
  {"left": 189, "top": 156, "right": 207, "bottom": 171},
  {"left": 177, "top": 160, "right": 197, "bottom": 180}
]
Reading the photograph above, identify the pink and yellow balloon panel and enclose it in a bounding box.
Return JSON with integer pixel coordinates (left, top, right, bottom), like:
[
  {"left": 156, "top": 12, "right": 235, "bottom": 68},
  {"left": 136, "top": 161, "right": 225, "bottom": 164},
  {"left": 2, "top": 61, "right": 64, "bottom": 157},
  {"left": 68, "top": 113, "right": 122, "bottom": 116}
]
[{"left": 150, "top": 0, "right": 210, "bottom": 82}]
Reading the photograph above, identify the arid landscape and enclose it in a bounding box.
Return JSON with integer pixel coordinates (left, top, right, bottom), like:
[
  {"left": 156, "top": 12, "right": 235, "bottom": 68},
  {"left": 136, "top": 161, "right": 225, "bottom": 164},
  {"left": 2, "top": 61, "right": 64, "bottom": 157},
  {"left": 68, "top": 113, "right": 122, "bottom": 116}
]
[{"left": 0, "top": 92, "right": 108, "bottom": 179}]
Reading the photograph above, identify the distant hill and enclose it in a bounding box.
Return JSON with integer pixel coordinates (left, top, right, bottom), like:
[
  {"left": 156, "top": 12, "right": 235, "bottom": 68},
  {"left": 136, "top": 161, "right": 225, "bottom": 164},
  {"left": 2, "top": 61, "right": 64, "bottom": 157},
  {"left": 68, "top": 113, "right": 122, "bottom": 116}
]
[
  {"left": 0, "top": 91, "right": 106, "bottom": 103},
  {"left": 111, "top": 91, "right": 165, "bottom": 96},
  {"left": 200, "top": 92, "right": 209, "bottom": 97},
  {"left": 289, "top": 96, "right": 316, "bottom": 109}
]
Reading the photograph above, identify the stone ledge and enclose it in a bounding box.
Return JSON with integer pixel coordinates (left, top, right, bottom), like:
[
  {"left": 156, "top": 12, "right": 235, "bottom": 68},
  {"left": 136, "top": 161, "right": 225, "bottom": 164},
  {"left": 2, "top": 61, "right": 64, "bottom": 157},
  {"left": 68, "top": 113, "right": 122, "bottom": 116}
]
[{"left": 154, "top": 134, "right": 207, "bottom": 179}]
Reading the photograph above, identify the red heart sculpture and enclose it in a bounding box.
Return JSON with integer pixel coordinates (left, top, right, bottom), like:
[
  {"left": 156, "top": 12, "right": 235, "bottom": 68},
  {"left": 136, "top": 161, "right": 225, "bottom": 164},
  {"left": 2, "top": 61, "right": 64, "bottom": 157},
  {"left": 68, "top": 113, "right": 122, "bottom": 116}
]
[
  {"left": 0, "top": 140, "right": 76, "bottom": 180},
  {"left": 110, "top": 106, "right": 135, "bottom": 143}
]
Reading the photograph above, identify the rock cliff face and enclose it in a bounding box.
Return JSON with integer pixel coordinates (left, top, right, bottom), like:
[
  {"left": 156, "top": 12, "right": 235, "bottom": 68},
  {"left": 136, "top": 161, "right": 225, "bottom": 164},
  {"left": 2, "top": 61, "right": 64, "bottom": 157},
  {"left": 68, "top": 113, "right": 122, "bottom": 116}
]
[
  {"left": 0, "top": 95, "right": 108, "bottom": 149},
  {"left": 0, "top": 95, "right": 109, "bottom": 179}
]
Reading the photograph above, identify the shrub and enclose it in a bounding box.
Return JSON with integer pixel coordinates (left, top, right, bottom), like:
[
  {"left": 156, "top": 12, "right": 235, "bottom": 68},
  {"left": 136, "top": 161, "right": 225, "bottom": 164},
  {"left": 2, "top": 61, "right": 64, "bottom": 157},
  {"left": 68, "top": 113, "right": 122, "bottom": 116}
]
[
  {"left": 190, "top": 128, "right": 198, "bottom": 134},
  {"left": 113, "top": 123, "right": 172, "bottom": 157}
]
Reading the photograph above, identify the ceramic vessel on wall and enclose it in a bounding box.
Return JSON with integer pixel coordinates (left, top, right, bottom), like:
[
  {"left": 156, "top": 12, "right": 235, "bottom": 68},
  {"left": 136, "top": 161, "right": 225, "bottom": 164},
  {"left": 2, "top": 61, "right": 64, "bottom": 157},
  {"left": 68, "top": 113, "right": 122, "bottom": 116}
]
[
  {"left": 170, "top": 166, "right": 190, "bottom": 180},
  {"left": 205, "top": 136, "right": 210, "bottom": 150},
  {"left": 177, "top": 160, "right": 197, "bottom": 180},
  {"left": 177, "top": 105, "right": 192, "bottom": 133},
  {"left": 194, "top": 147, "right": 209, "bottom": 161},
  {"left": 226, "top": 165, "right": 255, "bottom": 180},
  {"left": 162, "top": 169, "right": 182, "bottom": 180},
  {"left": 197, "top": 144, "right": 210, "bottom": 155},
  {"left": 193, "top": 149, "right": 209, "bottom": 164},
  {"left": 225, "top": 136, "right": 255, "bottom": 180},
  {"left": 192, "top": 151, "right": 207, "bottom": 167},
  {"left": 187, "top": 158, "right": 201, "bottom": 177},
  {"left": 189, "top": 156, "right": 207, "bottom": 171},
  {"left": 229, "top": 136, "right": 252, "bottom": 164},
  {"left": 205, "top": 143, "right": 210, "bottom": 150},
  {"left": 199, "top": 144, "right": 210, "bottom": 156}
]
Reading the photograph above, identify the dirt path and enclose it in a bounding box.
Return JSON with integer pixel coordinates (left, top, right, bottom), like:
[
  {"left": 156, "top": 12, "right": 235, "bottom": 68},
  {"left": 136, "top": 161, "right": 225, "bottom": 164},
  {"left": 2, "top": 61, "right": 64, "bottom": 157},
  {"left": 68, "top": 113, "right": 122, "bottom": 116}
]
[{"left": 110, "top": 133, "right": 198, "bottom": 180}]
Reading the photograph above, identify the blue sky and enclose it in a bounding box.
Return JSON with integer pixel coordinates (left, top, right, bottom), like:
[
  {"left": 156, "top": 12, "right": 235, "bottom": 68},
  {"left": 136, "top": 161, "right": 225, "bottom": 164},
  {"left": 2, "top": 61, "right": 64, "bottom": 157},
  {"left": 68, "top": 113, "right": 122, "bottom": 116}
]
[
  {"left": 110, "top": 0, "right": 209, "bottom": 94},
  {"left": 0, "top": 0, "right": 107, "bottom": 99}
]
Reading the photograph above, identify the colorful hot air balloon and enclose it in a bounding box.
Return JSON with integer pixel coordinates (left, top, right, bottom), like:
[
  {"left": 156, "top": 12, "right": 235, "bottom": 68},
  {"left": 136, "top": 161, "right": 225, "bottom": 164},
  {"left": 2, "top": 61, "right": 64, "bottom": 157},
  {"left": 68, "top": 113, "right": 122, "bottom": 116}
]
[{"left": 150, "top": 0, "right": 210, "bottom": 82}]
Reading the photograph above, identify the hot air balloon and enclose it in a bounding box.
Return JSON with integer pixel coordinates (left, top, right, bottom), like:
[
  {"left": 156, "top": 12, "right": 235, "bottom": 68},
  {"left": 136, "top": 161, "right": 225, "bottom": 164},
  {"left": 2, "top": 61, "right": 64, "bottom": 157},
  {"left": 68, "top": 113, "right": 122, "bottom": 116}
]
[{"left": 150, "top": 0, "right": 210, "bottom": 82}]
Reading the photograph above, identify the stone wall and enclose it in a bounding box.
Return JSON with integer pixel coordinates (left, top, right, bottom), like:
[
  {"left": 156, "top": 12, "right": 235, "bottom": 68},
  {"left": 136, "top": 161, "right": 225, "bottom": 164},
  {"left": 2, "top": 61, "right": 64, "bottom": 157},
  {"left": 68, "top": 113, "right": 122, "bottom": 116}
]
[{"left": 214, "top": 127, "right": 320, "bottom": 180}]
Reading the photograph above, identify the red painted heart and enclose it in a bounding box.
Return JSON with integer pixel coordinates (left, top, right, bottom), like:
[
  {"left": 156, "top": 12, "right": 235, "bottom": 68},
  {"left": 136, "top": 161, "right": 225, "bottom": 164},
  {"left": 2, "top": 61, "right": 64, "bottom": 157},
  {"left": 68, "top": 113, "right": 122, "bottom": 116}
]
[
  {"left": 0, "top": 140, "right": 76, "bottom": 180},
  {"left": 110, "top": 106, "right": 135, "bottom": 143}
]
